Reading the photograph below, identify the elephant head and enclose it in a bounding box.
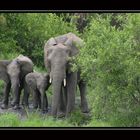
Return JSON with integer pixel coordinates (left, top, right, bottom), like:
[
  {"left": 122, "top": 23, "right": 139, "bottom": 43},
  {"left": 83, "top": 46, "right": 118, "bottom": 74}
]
[
  {"left": 44, "top": 33, "right": 83, "bottom": 75},
  {"left": 44, "top": 33, "right": 84, "bottom": 116}
]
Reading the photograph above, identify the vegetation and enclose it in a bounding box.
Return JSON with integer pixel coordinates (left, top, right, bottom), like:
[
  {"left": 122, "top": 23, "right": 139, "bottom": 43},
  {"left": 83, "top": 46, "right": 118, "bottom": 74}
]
[{"left": 0, "top": 13, "right": 140, "bottom": 127}]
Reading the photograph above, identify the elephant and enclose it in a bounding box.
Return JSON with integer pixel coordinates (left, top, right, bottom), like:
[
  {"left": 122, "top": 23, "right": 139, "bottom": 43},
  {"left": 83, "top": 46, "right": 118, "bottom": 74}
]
[
  {"left": 0, "top": 54, "right": 34, "bottom": 109},
  {"left": 44, "top": 32, "right": 89, "bottom": 117},
  {"left": 25, "top": 71, "right": 50, "bottom": 112}
]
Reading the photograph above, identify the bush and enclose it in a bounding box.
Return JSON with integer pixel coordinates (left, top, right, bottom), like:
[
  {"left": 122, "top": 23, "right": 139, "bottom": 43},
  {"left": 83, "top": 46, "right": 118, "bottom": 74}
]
[
  {"left": 1, "top": 13, "right": 78, "bottom": 67},
  {"left": 77, "top": 13, "right": 140, "bottom": 125}
]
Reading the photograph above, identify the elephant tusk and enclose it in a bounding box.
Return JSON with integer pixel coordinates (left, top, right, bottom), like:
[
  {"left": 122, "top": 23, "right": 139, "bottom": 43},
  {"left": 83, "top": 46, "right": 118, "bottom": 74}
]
[
  {"left": 64, "top": 79, "right": 66, "bottom": 87},
  {"left": 49, "top": 78, "right": 52, "bottom": 83}
]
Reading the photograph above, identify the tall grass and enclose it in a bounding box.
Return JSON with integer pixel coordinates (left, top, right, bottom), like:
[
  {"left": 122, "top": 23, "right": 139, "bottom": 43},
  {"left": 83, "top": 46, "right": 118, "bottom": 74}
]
[
  {"left": 0, "top": 112, "right": 73, "bottom": 127},
  {"left": 0, "top": 111, "right": 112, "bottom": 127}
]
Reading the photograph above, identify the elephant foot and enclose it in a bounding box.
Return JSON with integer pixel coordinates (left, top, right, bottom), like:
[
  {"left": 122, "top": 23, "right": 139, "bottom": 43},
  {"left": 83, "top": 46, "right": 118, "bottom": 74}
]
[
  {"left": 1, "top": 104, "right": 8, "bottom": 109},
  {"left": 22, "top": 104, "right": 29, "bottom": 109},
  {"left": 13, "top": 105, "right": 21, "bottom": 110},
  {"left": 81, "top": 106, "right": 90, "bottom": 113},
  {"left": 11, "top": 101, "right": 16, "bottom": 107},
  {"left": 42, "top": 108, "right": 48, "bottom": 113},
  {"left": 21, "top": 102, "right": 29, "bottom": 108},
  {"left": 57, "top": 112, "right": 65, "bottom": 118},
  {"left": 22, "top": 105, "right": 29, "bottom": 110},
  {"left": 82, "top": 112, "right": 91, "bottom": 118},
  {"left": 33, "top": 106, "right": 38, "bottom": 110},
  {"left": 42, "top": 110, "right": 48, "bottom": 115}
]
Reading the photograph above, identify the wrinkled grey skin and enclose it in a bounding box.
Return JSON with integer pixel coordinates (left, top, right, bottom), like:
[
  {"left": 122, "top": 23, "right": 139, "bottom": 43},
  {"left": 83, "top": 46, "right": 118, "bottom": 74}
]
[
  {"left": 0, "top": 55, "right": 33, "bottom": 109},
  {"left": 25, "top": 72, "right": 50, "bottom": 112},
  {"left": 44, "top": 32, "right": 89, "bottom": 117}
]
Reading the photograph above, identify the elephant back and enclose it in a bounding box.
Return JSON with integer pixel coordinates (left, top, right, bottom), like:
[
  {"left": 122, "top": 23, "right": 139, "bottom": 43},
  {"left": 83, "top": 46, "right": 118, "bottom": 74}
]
[
  {"left": 16, "top": 55, "right": 34, "bottom": 76},
  {"left": 45, "top": 32, "right": 84, "bottom": 49},
  {"left": 55, "top": 32, "right": 84, "bottom": 48},
  {"left": 54, "top": 34, "right": 68, "bottom": 44}
]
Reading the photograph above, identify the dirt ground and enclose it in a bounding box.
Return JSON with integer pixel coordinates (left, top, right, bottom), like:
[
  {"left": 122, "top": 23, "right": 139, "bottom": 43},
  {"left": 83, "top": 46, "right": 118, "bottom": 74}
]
[
  {"left": 0, "top": 95, "right": 82, "bottom": 119},
  {"left": 0, "top": 96, "right": 52, "bottom": 119}
]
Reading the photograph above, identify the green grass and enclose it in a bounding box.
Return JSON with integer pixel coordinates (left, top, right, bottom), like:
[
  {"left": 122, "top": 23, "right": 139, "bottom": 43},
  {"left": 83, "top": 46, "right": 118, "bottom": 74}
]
[
  {"left": 84, "top": 118, "right": 112, "bottom": 127},
  {"left": 0, "top": 112, "right": 20, "bottom": 127},
  {"left": 0, "top": 111, "right": 73, "bottom": 127},
  {"left": 0, "top": 111, "right": 114, "bottom": 127}
]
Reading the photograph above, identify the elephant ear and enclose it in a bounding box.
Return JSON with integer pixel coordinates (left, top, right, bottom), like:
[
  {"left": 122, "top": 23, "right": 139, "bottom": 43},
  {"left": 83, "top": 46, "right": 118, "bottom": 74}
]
[
  {"left": 0, "top": 60, "right": 11, "bottom": 82},
  {"left": 0, "top": 60, "right": 11, "bottom": 66},
  {"left": 0, "top": 60, "right": 12, "bottom": 71},
  {"left": 64, "top": 32, "right": 84, "bottom": 56},
  {"left": 44, "top": 37, "right": 57, "bottom": 70},
  {"left": 64, "top": 35, "right": 84, "bottom": 56},
  {"left": 64, "top": 38, "right": 78, "bottom": 56},
  {"left": 16, "top": 55, "right": 34, "bottom": 74}
]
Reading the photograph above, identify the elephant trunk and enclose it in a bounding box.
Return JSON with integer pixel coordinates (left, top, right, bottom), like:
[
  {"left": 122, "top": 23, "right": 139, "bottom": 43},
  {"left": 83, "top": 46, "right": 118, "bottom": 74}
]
[
  {"left": 51, "top": 74, "right": 64, "bottom": 117},
  {"left": 49, "top": 77, "right": 66, "bottom": 87},
  {"left": 50, "top": 63, "right": 67, "bottom": 117},
  {"left": 49, "top": 65, "right": 66, "bottom": 87}
]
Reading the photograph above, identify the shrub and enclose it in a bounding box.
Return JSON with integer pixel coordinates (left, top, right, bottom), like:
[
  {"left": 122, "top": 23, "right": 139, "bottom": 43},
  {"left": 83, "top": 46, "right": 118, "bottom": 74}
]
[{"left": 77, "top": 14, "right": 140, "bottom": 125}]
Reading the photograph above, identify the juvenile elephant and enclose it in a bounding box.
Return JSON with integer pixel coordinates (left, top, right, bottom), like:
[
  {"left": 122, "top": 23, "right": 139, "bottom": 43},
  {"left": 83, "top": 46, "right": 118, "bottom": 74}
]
[
  {"left": 44, "top": 32, "right": 89, "bottom": 117},
  {"left": 25, "top": 72, "right": 50, "bottom": 112},
  {"left": 0, "top": 54, "right": 33, "bottom": 109}
]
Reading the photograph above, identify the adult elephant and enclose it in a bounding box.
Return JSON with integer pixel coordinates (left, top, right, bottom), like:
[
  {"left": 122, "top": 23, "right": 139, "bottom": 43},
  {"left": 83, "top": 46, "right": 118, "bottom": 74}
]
[
  {"left": 0, "top": 54, "right": 33, "bottom": 109},
  {"left": 44, "top": 32, "right": 89, "bottom": 117}
]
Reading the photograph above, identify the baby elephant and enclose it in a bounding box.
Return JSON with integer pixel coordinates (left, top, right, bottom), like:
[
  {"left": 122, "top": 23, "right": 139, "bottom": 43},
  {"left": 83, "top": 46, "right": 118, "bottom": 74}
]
[{"left": 25, "top": 72, "right": 50, "bottom": 112}]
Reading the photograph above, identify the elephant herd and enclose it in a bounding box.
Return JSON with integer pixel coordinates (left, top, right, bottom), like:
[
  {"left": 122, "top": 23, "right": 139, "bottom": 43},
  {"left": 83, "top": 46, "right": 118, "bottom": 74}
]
[{"left": 0, "top": 32, "right": 89, "bottom": 118}]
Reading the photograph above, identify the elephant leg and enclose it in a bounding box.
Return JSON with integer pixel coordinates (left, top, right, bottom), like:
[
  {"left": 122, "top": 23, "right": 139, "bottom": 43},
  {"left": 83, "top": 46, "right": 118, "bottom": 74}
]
[
  {"left": 13, "top": 84, "right": 22, "bottom": 110},
  {"left": 57, "top": 87, "right": 66, "bottom": 118},
  {"left": 62, "top": 87, "right": 67, "bottom": 108},
  {"left": 1, "top": 82, "right": 11, "bottom": 109},
  {"left": 10, "top": 77, "right": 21, "bottom": 109},
  {"left": 32, "top": 89, "right": 38, "bottom": 109},
  {"left": 36, "top": 89, "right": 41, "bottom": 109},
  {"left": 22, "top": 79, "right": 30, "bottom": 108},
  {"left": 40, "top": 91, "right": 48, "bottom": 112},
  {"left": 40, "top": 84, "right": 50, "bottom": 113},
  {"left": 65, "top": 72, "right": 77, "bottom": 117},
  {"left": 78, "top": 80, "right": 89, "bottom": 113}
]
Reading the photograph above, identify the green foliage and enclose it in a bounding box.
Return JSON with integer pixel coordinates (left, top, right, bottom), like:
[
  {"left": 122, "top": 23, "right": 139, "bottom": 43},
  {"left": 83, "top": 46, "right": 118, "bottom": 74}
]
[
  {"left": 67, "top": 109, "right": 91, "bottom": 126},
  {"left": 0, "top": 112, "right": 73, "bottom": 127},
  {"left": 77, "top": 13, "right": 140, "bottom": 125},
  {"left": 0, "top": 13, "right": 78, "bottom": 67}
]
